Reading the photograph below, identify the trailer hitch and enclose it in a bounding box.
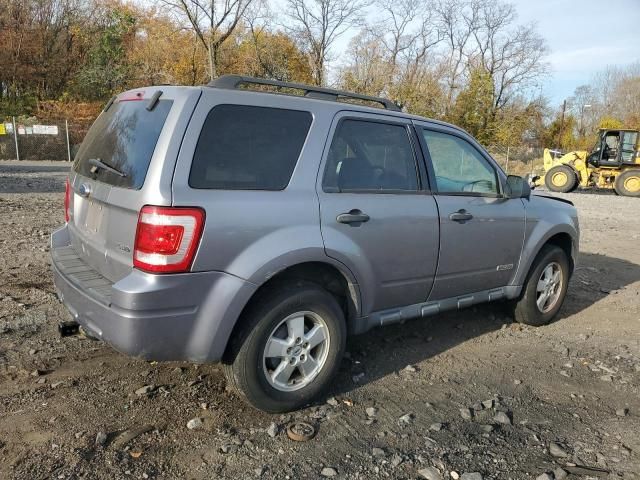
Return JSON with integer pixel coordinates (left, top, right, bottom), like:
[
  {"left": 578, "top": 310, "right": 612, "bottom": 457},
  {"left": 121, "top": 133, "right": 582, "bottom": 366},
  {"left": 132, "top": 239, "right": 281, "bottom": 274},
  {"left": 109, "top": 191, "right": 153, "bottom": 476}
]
[{"left": 58, "top": 321, "right": 80, "bottom": 337}]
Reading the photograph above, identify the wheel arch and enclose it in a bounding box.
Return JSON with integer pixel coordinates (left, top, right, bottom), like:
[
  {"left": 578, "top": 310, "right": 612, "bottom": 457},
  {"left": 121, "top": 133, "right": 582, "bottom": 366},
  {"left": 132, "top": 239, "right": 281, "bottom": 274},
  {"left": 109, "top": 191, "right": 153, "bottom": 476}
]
[
  {"left": 514, "top": 228, "right": 577, "bottom": 289},
  {"left": 543, "top": 232, "right": 575, "bottom": 275},
  {"left": 222, "top": 260, "right": 361, "bottom": 362}
]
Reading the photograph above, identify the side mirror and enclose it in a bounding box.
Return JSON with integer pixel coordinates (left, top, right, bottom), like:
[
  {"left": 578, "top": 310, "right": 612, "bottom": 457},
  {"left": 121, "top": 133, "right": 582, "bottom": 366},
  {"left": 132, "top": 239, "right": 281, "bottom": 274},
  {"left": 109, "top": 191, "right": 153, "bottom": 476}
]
[{"left": 505, "top": 175, "right": 531, "bottom": 199}]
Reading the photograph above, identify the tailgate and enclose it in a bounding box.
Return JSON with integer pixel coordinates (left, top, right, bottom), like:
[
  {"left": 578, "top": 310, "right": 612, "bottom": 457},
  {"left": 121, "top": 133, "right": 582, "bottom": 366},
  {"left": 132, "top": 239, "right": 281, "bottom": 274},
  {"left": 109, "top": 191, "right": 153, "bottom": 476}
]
[{"left": 66, "top": 87, "right": 201, "bottom": 282}]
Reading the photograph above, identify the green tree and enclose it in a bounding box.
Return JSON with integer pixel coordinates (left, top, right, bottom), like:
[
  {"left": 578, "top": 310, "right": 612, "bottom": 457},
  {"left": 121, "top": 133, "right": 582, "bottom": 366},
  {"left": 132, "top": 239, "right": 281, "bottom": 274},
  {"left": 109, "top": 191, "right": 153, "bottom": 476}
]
[
  {"left": 73, "top": 7, "right": 136, "bottom": 100},
  {"left": 450, "top": 67, "right": 495, "bottom": 144},
  {"left": 542, "top": 112, "right": 577, "bottom": 151}
]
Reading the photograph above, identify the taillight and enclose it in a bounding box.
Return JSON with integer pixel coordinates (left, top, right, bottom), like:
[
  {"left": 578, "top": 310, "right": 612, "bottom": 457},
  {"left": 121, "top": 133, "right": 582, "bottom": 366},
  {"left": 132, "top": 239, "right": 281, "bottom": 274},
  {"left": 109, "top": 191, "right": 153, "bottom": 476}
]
[
  {"left": 133, "top": 206, "right": 205, "bottom": 273},
  {"left": 64, "top": 179, "right": 71, "bottom": 223}
]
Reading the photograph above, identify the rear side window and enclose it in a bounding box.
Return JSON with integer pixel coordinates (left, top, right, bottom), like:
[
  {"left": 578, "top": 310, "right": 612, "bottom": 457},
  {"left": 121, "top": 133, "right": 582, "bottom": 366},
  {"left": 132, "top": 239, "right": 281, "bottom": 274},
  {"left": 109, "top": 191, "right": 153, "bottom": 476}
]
[
  {"left": 323, "top": 119, "right": 419, "bottom": 192},
  {"left": 74, "top": 99, "right": 173, "bottom": 189},
  {"left": 189, "top": 105, "right": 312, "bottom": 190}
]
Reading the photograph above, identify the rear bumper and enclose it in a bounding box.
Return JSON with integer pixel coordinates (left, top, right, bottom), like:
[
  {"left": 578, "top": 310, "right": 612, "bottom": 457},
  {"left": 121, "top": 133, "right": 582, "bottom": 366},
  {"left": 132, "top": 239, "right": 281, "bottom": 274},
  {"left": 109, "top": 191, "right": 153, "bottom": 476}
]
[{"left": 51, "top": 225, "right": 257, "bottom": 362}]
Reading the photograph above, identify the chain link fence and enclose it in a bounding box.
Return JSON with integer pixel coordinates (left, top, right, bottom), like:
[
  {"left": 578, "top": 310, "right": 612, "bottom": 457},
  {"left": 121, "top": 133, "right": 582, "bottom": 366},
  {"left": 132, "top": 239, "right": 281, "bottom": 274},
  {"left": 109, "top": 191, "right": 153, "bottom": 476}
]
[
  {"left": 0, "top": 117, "right": 72, "bottom": 161},
  {"left": 0, "top": 116, "right": 547, "bottom": 171},
  {"left": 486, "top": 145, "right": 545, "bottom": 177}
]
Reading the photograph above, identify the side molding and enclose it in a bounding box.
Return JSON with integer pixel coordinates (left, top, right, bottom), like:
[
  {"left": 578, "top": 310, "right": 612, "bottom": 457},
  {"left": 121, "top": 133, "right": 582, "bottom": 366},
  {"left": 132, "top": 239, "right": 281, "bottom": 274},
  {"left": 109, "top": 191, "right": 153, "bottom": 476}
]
[{"left": 352, "top": 285, "right": 521, "bottom": 335}]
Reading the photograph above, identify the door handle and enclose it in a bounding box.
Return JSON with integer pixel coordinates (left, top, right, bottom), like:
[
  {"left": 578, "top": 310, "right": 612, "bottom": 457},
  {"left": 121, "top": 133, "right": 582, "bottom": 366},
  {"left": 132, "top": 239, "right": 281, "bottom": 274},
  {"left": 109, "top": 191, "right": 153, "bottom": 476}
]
[
  {"left": 337, "top": 209, "right": 370, "bottom": 225},
  {"left": 449, "top": 209, "right": 473, "bottom": 222}
]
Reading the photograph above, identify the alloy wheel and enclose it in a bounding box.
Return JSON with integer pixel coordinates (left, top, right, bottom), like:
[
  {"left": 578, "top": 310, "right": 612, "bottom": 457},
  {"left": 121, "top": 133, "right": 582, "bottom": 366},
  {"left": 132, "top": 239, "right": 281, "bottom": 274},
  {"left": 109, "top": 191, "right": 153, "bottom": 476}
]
[{"left": 262, "top": 311, "right": 330, "bottom": 392}]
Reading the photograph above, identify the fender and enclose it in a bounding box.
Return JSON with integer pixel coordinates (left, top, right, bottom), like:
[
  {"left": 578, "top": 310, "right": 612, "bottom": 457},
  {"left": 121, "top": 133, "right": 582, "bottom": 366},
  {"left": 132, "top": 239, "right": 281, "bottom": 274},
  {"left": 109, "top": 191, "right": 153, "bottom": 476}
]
[{"left": 512, "top": 197, "right": 579, "bottom": 287}]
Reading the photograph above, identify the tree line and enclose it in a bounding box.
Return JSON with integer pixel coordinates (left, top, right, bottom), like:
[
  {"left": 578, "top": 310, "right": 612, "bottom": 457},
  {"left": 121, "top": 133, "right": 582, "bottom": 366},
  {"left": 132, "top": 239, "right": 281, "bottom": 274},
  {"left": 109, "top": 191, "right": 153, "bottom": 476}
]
[{"left": 1, "top": 0, "right": 638, "bottom": 151}]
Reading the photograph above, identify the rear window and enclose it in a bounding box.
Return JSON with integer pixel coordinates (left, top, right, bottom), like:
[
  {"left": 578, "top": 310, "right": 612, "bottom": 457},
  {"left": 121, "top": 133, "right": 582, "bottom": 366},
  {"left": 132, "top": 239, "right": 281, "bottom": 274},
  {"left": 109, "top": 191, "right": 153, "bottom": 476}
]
[
  {"left": 73, "top": 99, "right": 173, "bottom": 189},
  {"left": 189, "top": 104, "right": 312, "bottom": 190}
]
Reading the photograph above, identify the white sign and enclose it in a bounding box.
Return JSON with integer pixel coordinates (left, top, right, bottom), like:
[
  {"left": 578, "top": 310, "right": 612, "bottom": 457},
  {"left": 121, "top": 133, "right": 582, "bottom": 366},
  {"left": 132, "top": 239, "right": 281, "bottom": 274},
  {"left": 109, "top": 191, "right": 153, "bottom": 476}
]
[{"left": 33, "top": 124, "right": 59, "bottom": 135}]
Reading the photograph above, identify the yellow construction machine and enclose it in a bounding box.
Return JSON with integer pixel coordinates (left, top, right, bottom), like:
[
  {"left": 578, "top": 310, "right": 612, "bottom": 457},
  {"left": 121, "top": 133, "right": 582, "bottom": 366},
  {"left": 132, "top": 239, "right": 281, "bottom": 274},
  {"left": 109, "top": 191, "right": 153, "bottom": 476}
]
[{"left": 540, "top": 129, "right": 640, "bottom": 196}]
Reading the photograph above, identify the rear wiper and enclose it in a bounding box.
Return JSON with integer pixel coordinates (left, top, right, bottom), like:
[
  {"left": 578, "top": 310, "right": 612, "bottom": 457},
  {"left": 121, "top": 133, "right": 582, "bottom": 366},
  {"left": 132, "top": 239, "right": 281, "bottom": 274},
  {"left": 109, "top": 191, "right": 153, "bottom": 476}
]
[{"left": 88, "top": 158, "right": 127, "bottom": 177}]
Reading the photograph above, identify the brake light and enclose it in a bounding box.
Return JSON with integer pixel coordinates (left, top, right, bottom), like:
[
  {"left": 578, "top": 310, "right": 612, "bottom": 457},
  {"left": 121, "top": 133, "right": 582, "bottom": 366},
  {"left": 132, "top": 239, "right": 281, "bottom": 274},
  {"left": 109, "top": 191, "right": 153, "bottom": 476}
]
[
  {"left": 64, "top": 179, "right": 71, "bottom": 223},
  {"left": 119, "top": 91, "right": 145, "bottom": 102},
  {"left": 133, "top": 206, "right": 205, "bottom": 273}
]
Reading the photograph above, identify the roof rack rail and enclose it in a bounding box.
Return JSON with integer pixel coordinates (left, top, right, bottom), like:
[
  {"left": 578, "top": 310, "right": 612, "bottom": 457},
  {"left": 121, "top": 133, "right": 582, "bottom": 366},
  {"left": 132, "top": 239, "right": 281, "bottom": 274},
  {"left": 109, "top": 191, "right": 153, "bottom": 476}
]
[{"left": 209, "top": 75, "right": 401, "bottom": 112}]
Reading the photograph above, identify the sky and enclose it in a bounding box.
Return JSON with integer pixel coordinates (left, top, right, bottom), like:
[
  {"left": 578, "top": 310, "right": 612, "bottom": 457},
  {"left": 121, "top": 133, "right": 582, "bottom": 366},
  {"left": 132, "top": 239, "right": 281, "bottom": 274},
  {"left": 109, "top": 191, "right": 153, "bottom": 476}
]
[
  {"left": 513, "top": 0, "right": 640, "bottom": 106},
  {"left": 329, "top": 0, "right": 640, "bottom": 107}
]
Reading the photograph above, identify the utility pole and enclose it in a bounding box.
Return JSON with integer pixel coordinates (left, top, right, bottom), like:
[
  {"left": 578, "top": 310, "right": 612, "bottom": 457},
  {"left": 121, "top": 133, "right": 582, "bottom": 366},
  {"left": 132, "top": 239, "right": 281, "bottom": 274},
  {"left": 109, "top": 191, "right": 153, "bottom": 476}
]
[{"left": 557, "top": 100, "right": 566, "bottom": 150}]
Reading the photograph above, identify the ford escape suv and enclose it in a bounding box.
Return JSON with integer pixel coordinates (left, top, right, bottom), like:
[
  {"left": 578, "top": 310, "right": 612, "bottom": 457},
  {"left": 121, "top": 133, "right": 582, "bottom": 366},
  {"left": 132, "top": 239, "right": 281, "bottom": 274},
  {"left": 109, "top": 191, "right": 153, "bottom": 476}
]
[{"left": 52, "top": 75, "right": 579, "bottom": 412}]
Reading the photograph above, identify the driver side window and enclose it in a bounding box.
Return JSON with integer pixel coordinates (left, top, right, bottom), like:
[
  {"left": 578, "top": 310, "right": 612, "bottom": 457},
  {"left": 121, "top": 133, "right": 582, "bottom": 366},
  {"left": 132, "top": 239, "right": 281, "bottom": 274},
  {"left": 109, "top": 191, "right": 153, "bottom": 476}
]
[{"left": 422, "top": 129, "right": 498, "bottom": 195}]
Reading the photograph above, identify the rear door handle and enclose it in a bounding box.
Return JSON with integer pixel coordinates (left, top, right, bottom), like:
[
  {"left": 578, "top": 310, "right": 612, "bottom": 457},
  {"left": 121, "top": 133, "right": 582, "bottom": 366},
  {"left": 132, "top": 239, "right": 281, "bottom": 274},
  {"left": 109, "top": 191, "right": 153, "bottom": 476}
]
[
  {"left": 337, "top": 209, "right": 370, "bottom": 225},
  {"left": 449, "top": 209, "right": 473, "bottom": 222}
]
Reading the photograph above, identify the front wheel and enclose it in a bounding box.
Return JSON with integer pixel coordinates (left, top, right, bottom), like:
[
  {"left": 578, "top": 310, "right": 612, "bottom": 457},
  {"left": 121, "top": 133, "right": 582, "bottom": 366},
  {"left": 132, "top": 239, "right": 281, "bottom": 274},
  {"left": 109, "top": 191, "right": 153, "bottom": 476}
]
[
  {"left": 513, "top": 245, "right": 570, "bottom": 326},
  {"left": 223, "top": 283, "right": 346, "bottom": 412},
  {"left": 545, "top": 165, "right": 577, "bottom": 193}
]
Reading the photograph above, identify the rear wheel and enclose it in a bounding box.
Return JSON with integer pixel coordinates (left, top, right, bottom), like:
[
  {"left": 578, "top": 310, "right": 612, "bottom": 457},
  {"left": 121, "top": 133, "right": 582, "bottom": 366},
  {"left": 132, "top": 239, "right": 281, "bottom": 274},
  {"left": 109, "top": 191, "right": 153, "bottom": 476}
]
[
  {"left": 545, "top": 165, "right": 577, "bottom": 193},
  {"left": 513, "top": 245, "right": 570, "bottom": 326},
  {"left": 223, "top": 283, "right": 346, "bottom": 413},
  {"left": 614, "top": 169, "right": 640, "bottom": 197}
]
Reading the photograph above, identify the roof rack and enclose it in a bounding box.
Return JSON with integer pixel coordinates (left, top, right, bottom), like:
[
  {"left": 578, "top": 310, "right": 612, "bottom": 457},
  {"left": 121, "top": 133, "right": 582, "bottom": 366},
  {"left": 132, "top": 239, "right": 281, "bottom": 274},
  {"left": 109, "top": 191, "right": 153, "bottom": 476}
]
[{"left": 209, "top": 75, "right": 401, "bottom": 111}]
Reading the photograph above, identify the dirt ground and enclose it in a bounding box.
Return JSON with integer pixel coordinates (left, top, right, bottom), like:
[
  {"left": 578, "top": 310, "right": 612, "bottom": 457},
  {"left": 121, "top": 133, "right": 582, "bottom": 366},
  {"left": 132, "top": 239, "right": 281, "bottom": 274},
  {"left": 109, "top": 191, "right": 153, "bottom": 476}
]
[{"left": 0, "top": 161, "right": 638, "bottom": 480}]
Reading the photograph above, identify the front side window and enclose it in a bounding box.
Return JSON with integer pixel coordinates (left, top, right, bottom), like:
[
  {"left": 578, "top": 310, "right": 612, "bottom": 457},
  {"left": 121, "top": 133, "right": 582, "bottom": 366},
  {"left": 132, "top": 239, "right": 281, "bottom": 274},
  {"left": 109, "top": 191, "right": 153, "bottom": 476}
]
[
  {"left": 421, "top": 129, "right": 498, "bottom": 195},
  {"left": 189, "top": 105, "right": 312, "bottom": 190},
  {"left": 323, "top": 119, "right": 419, "bottom": 192}
]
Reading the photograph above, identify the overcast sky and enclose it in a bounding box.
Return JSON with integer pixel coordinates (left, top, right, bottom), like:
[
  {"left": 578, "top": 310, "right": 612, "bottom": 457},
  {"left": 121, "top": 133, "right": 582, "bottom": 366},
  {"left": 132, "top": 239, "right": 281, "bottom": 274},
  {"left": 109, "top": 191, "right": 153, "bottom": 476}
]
[{"left": 513, "top": 0, "right": 640, "bottom": 106}]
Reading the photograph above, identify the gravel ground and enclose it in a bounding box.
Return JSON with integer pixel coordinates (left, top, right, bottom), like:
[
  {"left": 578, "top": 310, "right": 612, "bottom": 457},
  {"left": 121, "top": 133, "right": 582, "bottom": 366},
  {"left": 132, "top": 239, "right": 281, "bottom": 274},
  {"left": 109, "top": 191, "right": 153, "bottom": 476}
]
[{"left": 0, "top": 161, "right": 639, "bottom": 480}]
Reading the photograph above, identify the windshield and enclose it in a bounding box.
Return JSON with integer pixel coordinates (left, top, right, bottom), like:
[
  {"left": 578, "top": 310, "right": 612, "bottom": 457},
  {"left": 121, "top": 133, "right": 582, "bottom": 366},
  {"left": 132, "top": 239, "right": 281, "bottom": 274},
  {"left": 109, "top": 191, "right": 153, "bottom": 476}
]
[{"left": 73, "top": 99, "right": 173, "bottom": 189}]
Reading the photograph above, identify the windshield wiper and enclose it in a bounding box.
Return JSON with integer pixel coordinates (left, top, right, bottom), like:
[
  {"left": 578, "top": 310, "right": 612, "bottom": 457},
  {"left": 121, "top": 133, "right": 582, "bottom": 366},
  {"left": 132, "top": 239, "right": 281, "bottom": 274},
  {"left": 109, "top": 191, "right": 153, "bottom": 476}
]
[{"left": 88, "top": 158, "right": 127, "bottom": 177}]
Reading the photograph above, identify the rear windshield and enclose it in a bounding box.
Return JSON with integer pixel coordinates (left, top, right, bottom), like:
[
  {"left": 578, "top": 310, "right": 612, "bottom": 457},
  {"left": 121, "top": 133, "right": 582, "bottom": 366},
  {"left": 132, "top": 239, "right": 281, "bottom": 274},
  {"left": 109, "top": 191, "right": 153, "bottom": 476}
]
[
  {"left": 73, "top": 99, "right": 173, "bottom": 189},
  {"left": 189, "top": 104, "right": 312, "bottom": 190}
]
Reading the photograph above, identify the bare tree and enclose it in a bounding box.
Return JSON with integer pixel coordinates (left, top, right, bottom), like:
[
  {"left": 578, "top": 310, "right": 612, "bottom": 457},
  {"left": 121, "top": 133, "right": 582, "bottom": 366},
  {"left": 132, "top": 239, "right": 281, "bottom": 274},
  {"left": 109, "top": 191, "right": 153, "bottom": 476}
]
[
  {"left": 434, "top": 0, "right": 475, "bottom": 115},
  {"left": 338, "top": 0, "right": 443, "bottom": 113},
  {"left": 434, "top": 0, "right": 548, "bottom": 117},
  {"left": 568, "top": 84, "right": 596, "bottom": 138},
  {"left": 339, "top": 30, "right": 389, "bottom": 94},
  {"left": 374, "top": 0, "right": 442, "bottom": 76},
  {"left": 161, "top": 0, "right": 257, "bottom": 80},
  {"left": 285, "top": 0, "right": 370, "bottom": 86},
  {"left": 575, "top": 62, "right": 640, "bottom": 130}
]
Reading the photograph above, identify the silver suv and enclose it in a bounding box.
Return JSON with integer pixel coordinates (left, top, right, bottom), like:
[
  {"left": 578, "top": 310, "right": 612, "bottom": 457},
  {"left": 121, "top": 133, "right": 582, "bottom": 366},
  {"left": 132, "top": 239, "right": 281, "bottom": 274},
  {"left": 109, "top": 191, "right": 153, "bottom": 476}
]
[{"left": 52, "top": 75, "right": 579, "bottom": 412}]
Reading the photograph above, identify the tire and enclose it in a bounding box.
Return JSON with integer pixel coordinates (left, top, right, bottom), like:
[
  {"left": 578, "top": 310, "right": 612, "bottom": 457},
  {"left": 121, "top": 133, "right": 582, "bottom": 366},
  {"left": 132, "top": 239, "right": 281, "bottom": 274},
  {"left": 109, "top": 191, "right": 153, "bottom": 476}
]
[
  {"left": 513, "top": 245, "right": 570, "bottom": 326},
  {"left": 223, "top": 283, "right": 346, "bottom": 413},
  {"left": 545, "top": 165, "right": 577, "bottom": 193},
  {"left": 568, "top": 179, "right": 580, "bottom": 192},
  {"left": 614, "top": 169, "right": 640, "bottom": 197}
]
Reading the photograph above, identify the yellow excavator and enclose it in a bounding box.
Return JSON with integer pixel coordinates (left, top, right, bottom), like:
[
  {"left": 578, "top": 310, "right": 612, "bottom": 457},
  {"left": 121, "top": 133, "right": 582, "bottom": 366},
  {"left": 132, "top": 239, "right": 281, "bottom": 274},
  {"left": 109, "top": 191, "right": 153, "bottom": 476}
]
[{"left": 540, "top": 128, "right": 640, "bottom": 197}]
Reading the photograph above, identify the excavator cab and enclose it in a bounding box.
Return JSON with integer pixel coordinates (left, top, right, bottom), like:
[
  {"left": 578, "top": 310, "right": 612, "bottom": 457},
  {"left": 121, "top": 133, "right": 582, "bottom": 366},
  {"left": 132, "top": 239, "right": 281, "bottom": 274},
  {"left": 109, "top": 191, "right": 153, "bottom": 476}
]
[{"left": 588, "top": 129, "right": 639, "bottom": 168}]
